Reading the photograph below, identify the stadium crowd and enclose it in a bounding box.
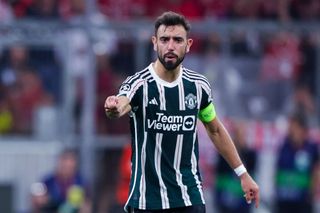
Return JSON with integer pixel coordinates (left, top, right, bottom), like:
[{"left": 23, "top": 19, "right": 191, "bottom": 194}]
[
  {"left": 0, "top": 0, "right": 319, "bottom": 135},
  {"left": 0, "top": 1, "right": 319, "bottom": 212},
  {"left": 0, "top": 0, "right": 320, "bottom": 21}
]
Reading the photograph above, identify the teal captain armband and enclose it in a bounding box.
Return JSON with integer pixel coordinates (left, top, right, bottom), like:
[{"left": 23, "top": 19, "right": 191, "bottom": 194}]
[{"left": 198, "top": 103, "right": 216, "bottom": 123}]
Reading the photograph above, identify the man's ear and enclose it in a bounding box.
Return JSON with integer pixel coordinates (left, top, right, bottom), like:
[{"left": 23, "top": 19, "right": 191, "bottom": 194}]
[
  {"left": 186, "top": 38, "right": 193, "bottom": 53},
  {"left": 152, "top": 36, "right": 157, "bottom": 51}
]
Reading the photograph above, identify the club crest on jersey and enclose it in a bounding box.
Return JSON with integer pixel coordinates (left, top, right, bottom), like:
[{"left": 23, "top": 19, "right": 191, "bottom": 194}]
[
  {"left": 120, "top": 83, "right": 131, "bottom": 92},
  {"left": 185, "top": 93, "right": 197, "bottom": 109}
]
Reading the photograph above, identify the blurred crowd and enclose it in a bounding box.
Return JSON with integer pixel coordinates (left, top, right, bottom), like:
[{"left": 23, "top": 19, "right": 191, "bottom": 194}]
[
  {"left": 0, "top": 44, "right": 61, "bottom": 134},
  {"left": 0, "top": 31, "right": 318, "bottom": 136},
  {"left": 0, "top": 0, "right": 320, "bottom": 22},
  {"left": 0, "top": 0, "right": 319, "bottom": 136},
  {"left": 30, "top": 148, "right": 91, "bottom": 213}
]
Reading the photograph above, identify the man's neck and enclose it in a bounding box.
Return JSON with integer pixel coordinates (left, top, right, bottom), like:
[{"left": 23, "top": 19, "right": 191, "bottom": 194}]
[{"left": 153, "top": 60, "right": 181, "bottom": 83}]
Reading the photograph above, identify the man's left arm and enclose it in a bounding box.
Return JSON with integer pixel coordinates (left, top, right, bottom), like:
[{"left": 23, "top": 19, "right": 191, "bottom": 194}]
[{"left": 202, "top": 117, "right": 260, "bottom": 208}]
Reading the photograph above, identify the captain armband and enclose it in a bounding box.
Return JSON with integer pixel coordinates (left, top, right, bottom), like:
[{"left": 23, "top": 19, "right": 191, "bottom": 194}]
[{"left": 198, "top": 103, "right": 216, "bottom": 123}]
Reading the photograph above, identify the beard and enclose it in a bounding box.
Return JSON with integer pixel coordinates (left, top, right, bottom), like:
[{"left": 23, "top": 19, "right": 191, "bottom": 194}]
[{"left": 158, "top": 52, "right": 185, "bottom": 71}]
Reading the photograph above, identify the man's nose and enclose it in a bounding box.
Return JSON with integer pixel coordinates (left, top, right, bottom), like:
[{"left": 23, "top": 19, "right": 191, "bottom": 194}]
[{"left": 167, "top": 39, "right": 175, "bottom": 50}]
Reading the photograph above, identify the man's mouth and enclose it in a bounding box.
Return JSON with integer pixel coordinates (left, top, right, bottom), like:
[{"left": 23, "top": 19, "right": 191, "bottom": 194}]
[{"left": 165, "top": 53, "right": 177, "bottom": 60}]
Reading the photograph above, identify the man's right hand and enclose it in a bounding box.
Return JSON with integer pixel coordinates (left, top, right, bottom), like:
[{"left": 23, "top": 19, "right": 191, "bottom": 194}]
[{"left": 104, "top": 96, "right": 131, "bottom": 118}]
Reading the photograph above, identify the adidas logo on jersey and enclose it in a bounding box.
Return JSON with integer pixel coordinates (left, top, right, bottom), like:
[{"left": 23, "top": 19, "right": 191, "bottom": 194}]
[{"left": 149, "top": 97, "right": 158, "bottom": 105}]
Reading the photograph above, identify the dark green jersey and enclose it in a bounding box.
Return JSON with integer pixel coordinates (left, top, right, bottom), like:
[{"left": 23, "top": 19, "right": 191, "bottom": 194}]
[{"left": 118, "top": 64, "right": 213, "bottom": 211}]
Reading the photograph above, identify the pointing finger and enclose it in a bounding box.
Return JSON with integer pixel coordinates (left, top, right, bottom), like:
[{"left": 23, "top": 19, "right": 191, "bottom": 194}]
[{"left": 254, "top": 188, "right": 260, "bottom": 208}]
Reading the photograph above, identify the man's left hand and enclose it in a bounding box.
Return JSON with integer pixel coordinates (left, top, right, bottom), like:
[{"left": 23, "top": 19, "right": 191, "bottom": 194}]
[{"left": 240, "top": 173, "right": 260, "bottom": 208}]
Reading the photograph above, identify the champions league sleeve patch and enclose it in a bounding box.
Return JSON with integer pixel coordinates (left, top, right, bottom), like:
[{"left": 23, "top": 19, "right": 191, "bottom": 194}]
[
  {"left": 198, "top": 103, "right": 216, "bottom": 123},
  {"left": 119, "top": 83, "right": 131, "bottom": 92},
  {"left": 118, "top": 83, "right": 131, "bottom": 97}
]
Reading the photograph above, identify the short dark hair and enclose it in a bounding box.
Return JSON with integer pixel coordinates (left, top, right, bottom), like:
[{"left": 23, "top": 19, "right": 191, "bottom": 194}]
[
  {"left": 59, "top": 148, "right": 78, "bottom": 159},
  {"left": 154, "top": 11, "right": 191, "bottom": 36},
  {"left": 290, "top": 111, "right": 308, "bottom": 129}
]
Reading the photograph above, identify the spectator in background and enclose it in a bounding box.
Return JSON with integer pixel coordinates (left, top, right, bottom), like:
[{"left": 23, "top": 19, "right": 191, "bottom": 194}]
[
  {"left": 286, "top": 33, "right": 318, "bottom": 126},
  {"left": 214, "top": 121, "right": 257, "bottom": 213},
  {"left": 9, "top": 0, "right": 33, "bottom": 18},
  {"left": 230, "top": 31, "right": 254, "bottom": 57},
  {"left": 200, "top": 0, "right": 233, "bottom": 19},
  {"left": 0, "top": 0, "right": 13, "bottom": 23},
  {"left": 95, "top": 53, "right": 129, "bottom": 134},
  {"left": 284, "top": 33, "right": 318, "bottom": 125},
  {"left": 288, "top": 85, "right": 317, "bottom": 127},
  {"left": 110, "top": 39, "right": 135, "bottom": 76},
  {"left": 0, "top": 45, "right": 54, "bottom": 134},
  {"left": 275, "top": 112, "right": 319, "bottom": 213},
  {"left": 109, "top": 143, "right": 132, "bottom": 213},
  {"left": 4, "top": 66, "right": 53, "bottom": 134},
  {"left": 258, "top": 0, "right": 279, "bottom": 20},
  {"left": 260, "top": 31, "right": 301, "bottom": 82},
  {"left": 26, "top": 0, "right": 59, "bottom": 19},
  {"left": 292, "top": 0, "right": 320, "bottom": 20},
  {"left": 313, "top": 163, "right": 320, "bottom": 213},
  {"left": 0, "top": 92, "right": 13, "bottom": 134},
  {"left": 31, "top": 149, "right": 91, "bottom": 213},
  {"left": 169, "top": 0, "right": 205, "bottom": 20},
  {"left": 97, "top": 0, "right": 149, "bottom": 20},
  {"left": 0, "top": 44, "right": 31, "bottom": 86},
  {"left": 201, "top": 32, "right": 250, "bottom": 118},
  {"left": 259, "top": 31, "right": 301, "bottom": 116},
  {"left": 147, "top": 0, "right": 205, "bottom": 20},
  {"left": 299, "top": 33, "right": 318, "bottom": 96},
  {"left": 279, "top": 0, "right": 320, "bottom": 22},
  {"left": 30, "top": 47, "right": 62, "bottom": 104},
  {"left": 59, "top": 0, "right": 86, "bottom": 22},
  {"left": 229, "top": 0, "right": 260, "bottom": 20}
]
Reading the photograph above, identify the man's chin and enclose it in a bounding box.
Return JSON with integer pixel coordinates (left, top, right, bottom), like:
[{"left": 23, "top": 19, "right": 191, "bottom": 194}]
[
  {"left": 158, "top": 55, "right": 182, "bottom": 70},
  {"left": 164, "top": 64, "right": 179, "bottom": 71}
]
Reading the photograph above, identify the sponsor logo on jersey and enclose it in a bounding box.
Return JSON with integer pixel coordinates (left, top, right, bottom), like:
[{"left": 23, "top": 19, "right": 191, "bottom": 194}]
[
  {"left": 185, "top": 93, "right": 197, "bottom": 109},
  {"left": 147, "top": 113, "right": 195, "bottom": 131}
]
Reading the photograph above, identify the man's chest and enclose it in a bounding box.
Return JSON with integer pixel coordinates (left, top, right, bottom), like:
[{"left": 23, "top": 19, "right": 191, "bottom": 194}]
[{"left": 144, "top": 83, "right": 199, "bottom": 133}]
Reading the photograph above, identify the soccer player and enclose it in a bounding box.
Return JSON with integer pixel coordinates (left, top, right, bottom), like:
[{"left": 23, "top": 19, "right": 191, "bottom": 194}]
[{"left": 105, "top": 11, "right": 259, "bottom": 213}]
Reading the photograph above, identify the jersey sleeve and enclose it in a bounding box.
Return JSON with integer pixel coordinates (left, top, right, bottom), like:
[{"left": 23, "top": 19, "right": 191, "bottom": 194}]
[{"left": 117, "top": 74, "right": 144, "bottom": 108}]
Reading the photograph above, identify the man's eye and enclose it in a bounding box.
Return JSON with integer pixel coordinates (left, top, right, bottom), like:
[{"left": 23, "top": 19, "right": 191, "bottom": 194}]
[{"left": 160, "top": 37, "right": 169, "bottom": 42}]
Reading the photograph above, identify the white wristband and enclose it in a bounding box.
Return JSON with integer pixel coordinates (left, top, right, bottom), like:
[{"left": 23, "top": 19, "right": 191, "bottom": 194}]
[{"left": 234, "top": 164, "right": 247, "bottom": 177}]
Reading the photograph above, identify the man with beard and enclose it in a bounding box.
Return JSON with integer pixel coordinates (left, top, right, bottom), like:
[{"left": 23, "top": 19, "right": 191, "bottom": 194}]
[{"left": 104, "top": 11, "right": 259, "bottom": 213}]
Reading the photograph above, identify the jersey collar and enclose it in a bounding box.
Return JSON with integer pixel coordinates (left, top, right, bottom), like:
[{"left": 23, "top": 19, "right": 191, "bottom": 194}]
[{"left": 148, "top": 63, "right": 183, "bottom": 88}]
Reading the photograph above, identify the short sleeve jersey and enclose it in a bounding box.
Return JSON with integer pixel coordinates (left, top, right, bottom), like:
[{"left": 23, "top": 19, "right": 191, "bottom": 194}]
[{"left": 118, "top": 64, "right": 214, "bottom": 211}]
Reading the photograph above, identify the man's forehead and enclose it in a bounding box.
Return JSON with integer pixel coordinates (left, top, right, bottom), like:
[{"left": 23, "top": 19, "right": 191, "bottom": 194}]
[{"left": 157, "top": 25, "right": 187, "bottom": 37}]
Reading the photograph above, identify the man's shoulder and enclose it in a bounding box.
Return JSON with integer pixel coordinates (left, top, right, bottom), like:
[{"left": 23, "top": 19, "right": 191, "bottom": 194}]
[
  {"left": 182, "top": 67, "right": 210, "bottom": 85},
  {"left": 123, "top": 66, "right": 151, "bottom": 84},
  {"left": 119, "top": 67, "right": 151, "bottom": 95}
]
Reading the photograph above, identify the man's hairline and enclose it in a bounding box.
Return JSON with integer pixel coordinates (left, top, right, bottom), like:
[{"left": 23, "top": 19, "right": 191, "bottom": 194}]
[{"left": 154, "top": 24, "right": 190, "bottom": 38}]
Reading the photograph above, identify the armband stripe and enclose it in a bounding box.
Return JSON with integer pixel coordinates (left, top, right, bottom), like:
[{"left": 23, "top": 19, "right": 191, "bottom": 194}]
[{"left": 198, "top": 103, "right": 216, "bottom": 122}]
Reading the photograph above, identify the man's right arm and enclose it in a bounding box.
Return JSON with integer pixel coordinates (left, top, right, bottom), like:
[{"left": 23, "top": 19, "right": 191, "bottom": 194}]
[{"left": 104, "top": 95, "right": 131, "bottom": 119}]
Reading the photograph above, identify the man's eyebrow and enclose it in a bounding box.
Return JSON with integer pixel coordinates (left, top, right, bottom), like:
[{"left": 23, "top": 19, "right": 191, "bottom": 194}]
[
  {"left": 159, "top": 35, "right": 184, "bottom": 39},
  {"left": 173, "top": 36, "right": 184, "bottom": 39}
]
